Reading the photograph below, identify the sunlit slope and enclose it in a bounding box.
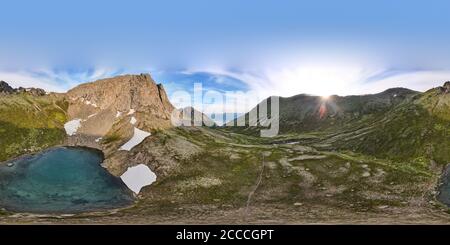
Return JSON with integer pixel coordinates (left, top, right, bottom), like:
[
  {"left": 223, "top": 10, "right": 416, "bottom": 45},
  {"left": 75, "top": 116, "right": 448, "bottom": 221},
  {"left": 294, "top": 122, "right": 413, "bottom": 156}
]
[{"left": 0, "top": 94, "right": 68, "bottom": 161}]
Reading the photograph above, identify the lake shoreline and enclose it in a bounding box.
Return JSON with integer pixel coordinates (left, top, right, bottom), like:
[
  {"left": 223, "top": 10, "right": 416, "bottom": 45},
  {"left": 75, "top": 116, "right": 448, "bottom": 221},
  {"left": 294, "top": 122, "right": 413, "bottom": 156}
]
[{"left": 0, "top": 145, "right": 105, "bottom": 165}]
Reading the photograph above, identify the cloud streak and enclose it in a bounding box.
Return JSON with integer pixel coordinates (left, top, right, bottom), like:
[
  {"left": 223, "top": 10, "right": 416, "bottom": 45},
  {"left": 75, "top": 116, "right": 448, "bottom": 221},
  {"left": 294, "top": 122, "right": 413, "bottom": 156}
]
[
  {"left": 189, "top": 66, "right": 450, "bottom": 98},
  {"left": 0, "top": 67, "right": 125, "bottom": 92}
]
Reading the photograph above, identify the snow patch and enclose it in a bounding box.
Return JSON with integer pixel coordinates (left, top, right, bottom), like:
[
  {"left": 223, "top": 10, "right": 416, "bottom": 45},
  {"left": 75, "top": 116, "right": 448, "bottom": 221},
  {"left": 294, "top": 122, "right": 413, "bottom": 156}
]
[
  {"left": 130, "top": 116, "right": 137, "bottom": 125},
  {"left": 84, "top": 100, "right": 98, "bottom": 107},
  {"left": 88, "top": 113, "right": 97, "bottom": 118},
  {"left": 95, "top": 137, "right": 102, "bottom": 142},
  {"left": 120, "top": 164, "right": 157, "bottom": 194},
  {"left": 119, "top": 127, "right": 151, "bottom": 151},
  {"left": 64, "top": 119, "right": 82, "bottom": 136},
  {"left": 116, "top": 111, "right": 122, "bottom": 118},
  {"left": 127, "top": 109, "right": 135, "bottom": 115}
]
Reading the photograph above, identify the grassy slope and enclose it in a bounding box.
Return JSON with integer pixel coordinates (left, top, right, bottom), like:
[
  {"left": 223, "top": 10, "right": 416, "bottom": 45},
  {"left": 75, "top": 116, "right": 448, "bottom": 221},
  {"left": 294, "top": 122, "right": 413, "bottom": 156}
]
[
  {"left": 327, "top": 88, "right": 450, "bottom": 164},
  {"left": 0, "top": 94, "right": 68, "bottom": 161}
]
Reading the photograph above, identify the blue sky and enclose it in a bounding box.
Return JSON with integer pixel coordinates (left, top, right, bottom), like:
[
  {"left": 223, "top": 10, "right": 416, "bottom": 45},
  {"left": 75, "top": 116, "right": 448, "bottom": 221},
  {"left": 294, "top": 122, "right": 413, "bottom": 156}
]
[{"left": 1, "top": 0, "right": 450, "bottom": 110}]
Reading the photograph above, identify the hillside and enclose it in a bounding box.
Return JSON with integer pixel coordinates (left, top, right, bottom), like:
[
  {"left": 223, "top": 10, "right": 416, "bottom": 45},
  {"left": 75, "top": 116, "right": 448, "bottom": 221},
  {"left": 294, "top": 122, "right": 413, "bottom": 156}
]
[
  {"left": 328, "top": 83, "right": 450, "bottom": 163},
  {"left": 0, "top": 92, "right": 67, "bottom": 161}
]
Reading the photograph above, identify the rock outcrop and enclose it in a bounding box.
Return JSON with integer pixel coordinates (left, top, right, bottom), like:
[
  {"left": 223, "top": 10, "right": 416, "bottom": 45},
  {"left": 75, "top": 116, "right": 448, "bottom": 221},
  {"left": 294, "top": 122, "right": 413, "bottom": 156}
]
[
  {"left": 0, "top": 81, "right": 14, "bottom": 94},
  {"left": 0, "top": 81, "right": 46, "bottom": 96},
  {"left": 17, "top": 87, "right": 46, "bottom": 96},
  {"left": 440, "top": 81, "right": 450, "bottom": 94}
]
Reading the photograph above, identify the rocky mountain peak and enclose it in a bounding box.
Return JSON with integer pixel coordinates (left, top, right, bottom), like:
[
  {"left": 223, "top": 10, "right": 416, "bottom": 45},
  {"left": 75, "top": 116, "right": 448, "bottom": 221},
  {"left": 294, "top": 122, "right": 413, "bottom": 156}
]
[
  {"left": 172, "top": 106, "right": 216, "bottom": 127},
  {"left": 0, "top": 81, "right": 14, "bottom": 94},
  {"left": 442, "top": 81, "right": 450, "bottom": 93},
  {"left": 67, "top": 73, "right": 174, "bottom": 113}
]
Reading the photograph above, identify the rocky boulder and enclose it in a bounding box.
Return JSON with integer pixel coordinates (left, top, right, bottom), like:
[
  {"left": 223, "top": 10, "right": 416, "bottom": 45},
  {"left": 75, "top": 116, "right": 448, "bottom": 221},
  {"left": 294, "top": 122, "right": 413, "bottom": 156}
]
[
  {"left": 16, "top": 87, "right": 46, "bottom": 96},
  {"left": 442, "top": 81, "right": 450, "bottom": 93}
]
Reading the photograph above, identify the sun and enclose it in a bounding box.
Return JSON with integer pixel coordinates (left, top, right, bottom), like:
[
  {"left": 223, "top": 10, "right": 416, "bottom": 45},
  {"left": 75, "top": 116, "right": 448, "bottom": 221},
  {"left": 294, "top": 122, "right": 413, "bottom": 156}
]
[
  {"left": 321, "top": 95, "right": 331, "bottom": 101},
  {"left": 268, "top": 63, "right": 363, "bottom": 98}
]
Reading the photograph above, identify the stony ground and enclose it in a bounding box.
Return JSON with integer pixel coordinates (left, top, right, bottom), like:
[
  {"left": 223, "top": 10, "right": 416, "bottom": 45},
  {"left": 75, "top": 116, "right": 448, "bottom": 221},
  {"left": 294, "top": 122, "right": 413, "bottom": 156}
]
[{"left": 1, "top": 127, "right": 450, "bottom": 224}]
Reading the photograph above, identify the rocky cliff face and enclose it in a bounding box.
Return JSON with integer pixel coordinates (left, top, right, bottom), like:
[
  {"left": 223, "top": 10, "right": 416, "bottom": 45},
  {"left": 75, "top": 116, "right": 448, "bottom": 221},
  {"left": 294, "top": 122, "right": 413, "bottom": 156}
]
[
  {"left": 67, "top": 74, "right": 173, "bottom": 116},
  {"left": 64, "top": 74, "right": 175, "bottom": 148}
]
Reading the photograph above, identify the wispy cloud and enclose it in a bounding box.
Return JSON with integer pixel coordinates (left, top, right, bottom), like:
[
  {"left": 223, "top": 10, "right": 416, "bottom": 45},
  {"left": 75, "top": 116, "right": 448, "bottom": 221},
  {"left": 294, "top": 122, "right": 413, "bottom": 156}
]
[
  {"left": 186, "top": 66, "right": 450, "bottom": 98},
  {"left": 359, "top": 70, "right": 450, "bottom": 94},
  {"left": 0, "top": 67, "right": 125, "bottom": 92}
]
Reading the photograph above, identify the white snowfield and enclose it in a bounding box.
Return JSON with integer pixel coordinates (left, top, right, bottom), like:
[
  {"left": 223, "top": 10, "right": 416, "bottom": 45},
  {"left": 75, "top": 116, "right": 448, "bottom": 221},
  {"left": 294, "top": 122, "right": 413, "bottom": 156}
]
[
  {"left": 127, "top": 109, "right": 135, "bottom": 115},
  {"left": 119, "top": 127, "right": 151, "bottom": 151},
  {"left": 120, "top": 164, "right": 157, "bottom": 194},
  {"left": 116, "top": 111, "right": 122, "bottom": 118},
  {"left": 64, "top": 119, "right": 82, "bottom": 136}
]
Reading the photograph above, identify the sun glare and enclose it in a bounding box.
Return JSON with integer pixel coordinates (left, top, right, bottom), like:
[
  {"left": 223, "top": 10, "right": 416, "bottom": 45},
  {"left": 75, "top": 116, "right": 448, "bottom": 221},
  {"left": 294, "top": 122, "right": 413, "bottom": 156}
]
[
  {"left": 268, "top": 63, "right": 363, "bottom": 97},
  {"left": 321, "top": 95, "right": 330, "bottom": 100}
]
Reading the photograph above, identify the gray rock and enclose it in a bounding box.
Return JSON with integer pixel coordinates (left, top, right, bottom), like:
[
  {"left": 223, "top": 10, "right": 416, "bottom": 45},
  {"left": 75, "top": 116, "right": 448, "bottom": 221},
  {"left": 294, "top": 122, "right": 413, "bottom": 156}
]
[
  {"left": 444, "top": 81, "right": 450, "bottom": 92},
  {"left": 0, "top": 81, "right": 14, "bottom": 94},
  {"left": 439, "top": 81, "right": 450, "bottom": 93}
]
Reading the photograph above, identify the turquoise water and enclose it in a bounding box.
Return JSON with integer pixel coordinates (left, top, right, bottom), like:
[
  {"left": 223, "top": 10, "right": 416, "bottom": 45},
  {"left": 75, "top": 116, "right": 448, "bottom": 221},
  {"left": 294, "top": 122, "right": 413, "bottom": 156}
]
[{"left": 0, "top": 147, "right": 133, "bottom": 214}]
